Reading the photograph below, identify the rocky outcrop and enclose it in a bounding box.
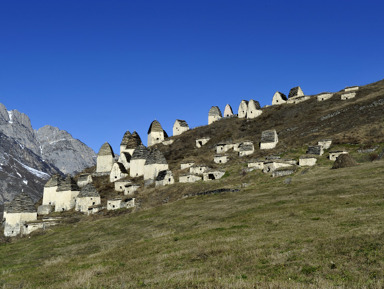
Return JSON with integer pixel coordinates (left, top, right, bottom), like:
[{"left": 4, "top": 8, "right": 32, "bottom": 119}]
[
  {"left": 36, "top": 125, "right": 96, "bottom": 175},
  {"left": 0, "top": 103, "right": 96, "bottom": 206},
  {"left": 0, "top": 132, "right": 61, "bottom": 205}
]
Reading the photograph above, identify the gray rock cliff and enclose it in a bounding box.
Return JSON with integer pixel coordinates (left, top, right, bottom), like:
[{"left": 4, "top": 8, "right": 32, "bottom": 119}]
[
  {"left": 0, "top": 102, "right": 96, "bottom": 207},
  {"left": 36, "top": 125, "right": 96, "bottom": 175}
]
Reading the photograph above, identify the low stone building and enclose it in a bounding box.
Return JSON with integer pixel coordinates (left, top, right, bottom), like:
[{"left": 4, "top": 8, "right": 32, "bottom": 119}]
[
  {"left": 272, "top": 92, "right": 288, "bottom": 105},
  {"left": 143, "top": 149, "right": 168, "bottom": 181},
  {"left": 130, "top": 144, "right": 150, "bottom": 177},
  {"left": 114, "top": 180, "right": 132, "bottom": 192},
  {"left": 260, "top": 130, "right": 278, "bottom": 149},
  {"left": 299, "top": 156, "right": 317, "bottom": 167},
  {"left": 216, "top": 143, "right": 233, "bottom": 154},
  {"left": 248, "top": 160, "right": 264, "bottom": 170},
  {"left": 155, "top": 170, "right": 175, "bottom": 187},
  {"left": 54, "top": 175, "right": 80, "bottom": 212},
  {"left": 238, "top": 141, "right": 254, "bottom": 156},
  {"left": 42, "top": 174, "right": 62, "bottom": 207},
  {"left": 317, "top": 93, "right": 333, "bottom": 101},
  {"left": 214, "top": 155, "right": 229, "bottom": 164},
  {"left": 344, "top": 86, "right": 359, "bottom": 92},
  {"left": 173, "top": 119, "right": 189, "bottom": 136},
  {"left": 307, "top": 145, "right": 324, "bottom": 156},
  {"left": 329, "top": 150, "right": 348, "bottom": 161},
  {"left": 77, "top": 174, "right": 93, "bottom": 188},
  {"left": 190, "top": 165, "right": 209, "bottom": 175},
  {"left": 180, "top": 162, "right": 195, "bottom": 169},
  {"left": 107, "top": 198, "right": 135, "bottom": 211},
  {"left": 238, "top": 100, "right": 248, "bottom": 118},
  {"left": 203, "top": 170, "right": 225, "bottom": 181},
  {"left": 148, "top": 120, "right": 168, "bottom": 147},
  {"left": 179, "top": 174, "right": 202, "bottom": 183},
  {"left": 75, "top": 184, "right": 101, "bottom": 215},
  {"left": 341, "top": 92, "right": 356, "bottom": 100},
  {"left": 263, "top": 160, "right": 295, "bottom": 174},
  {"left": 196, "top": 137, "right": 210, "bottom": 148},
  {"left": 223, "top": 104, "right": 234, "bottom": 117},
  {"left": 110, "top": 162, "right": 129, "bottom": 182},
  {"left": 247, "top": 100, "right": 262, "bottom": 119},
  {"left": 96, "top": 142, "right": 115, "bottom": 174},
  {"left": 272, "top": 166, "right": 296, "bottom": 177},
  {"left": 208, "top": 106, "right": 222, "bottom": 125},
  {"left": 3, "top": 192, "right": 37, "bottom": 237}
]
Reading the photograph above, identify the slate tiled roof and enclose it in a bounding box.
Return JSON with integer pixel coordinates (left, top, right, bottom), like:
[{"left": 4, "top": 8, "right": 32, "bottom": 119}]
[
  {"left": 126, "top": 131, "right": 142, "bottom": 149},
  {"left": 57, "top": 175, "right": 79, "bottom": 192},
  {"left": 44, "top": 174, "right": 62, "bottom": 188},
  {"left": 208, "top": 106, "right": 222, "bottom": 117},
  {"left": 78, "top": 183, "right": 100, "bottom": 198},
  {"left": 288, "top": 86, "right": 304, "bottom": 98},
  {"left": 120, "top": 131, "right": 132, "bottom": 146},
  {"left": 98, "top": 142, "right": 115, "bottom": 157},
  {"left": 145, "top": 149, "right": 167, "bottom": 165},
  {"left": 175, "top": 119, "right": 189, "bottom": 127},
  {"left": 5, "top": 192, "right": 36, "bottom": 213},
  {"left": 148, "top": 120, "right": 163, "bottom": 133},
  {"left": 131, "top": 144, "right": 150, "bottom": 160}
]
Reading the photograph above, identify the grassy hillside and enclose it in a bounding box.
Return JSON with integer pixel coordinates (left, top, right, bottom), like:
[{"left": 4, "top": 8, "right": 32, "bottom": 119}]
[
  {"left": 1, "top": 79, "right": 384, "bottom": 288},
  {"left": 1, "top": 158, "right": 384, "bottom": 288}
]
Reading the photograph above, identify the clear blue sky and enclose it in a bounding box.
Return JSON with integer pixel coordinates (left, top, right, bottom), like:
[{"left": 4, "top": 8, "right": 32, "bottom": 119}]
[{"left": 1, "top": 0, "right": 383, "bottom": 153}]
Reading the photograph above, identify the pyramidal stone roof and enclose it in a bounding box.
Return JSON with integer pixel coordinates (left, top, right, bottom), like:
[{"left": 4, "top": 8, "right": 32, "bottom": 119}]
[
  {"left": 175, "top": 119, "right": 189, "bottom": 127},
  {"left": 248, "top": 99, "right": 261, "bottom": 109},
  {"left": 224, "top": 104, "right": 233, "bottom": 114},
  {"left": 98, "top": 142, "right": 115, "bottom": 157},
  {"left": 44, "top": 174, "right": 62, "bottom": 188},
  {"left": 120, "top": 130, "right": 132, "bottom": 146},
  {"left": 78, "top": 183, "right": 100, "bottom": 198},
  {"left": 131, "top": 144, "right": 150, "bottom": 160},
  {"left": 145, "top": 149, "right": 167, "bottom": 165},
  {"left": 126, "top": 131, "right": 142, "bottom": 149},
  {"left": 288, "top": 86, "right": 304, "bottom": 99},
  {"left": 147, "top": 121, "right": 168, "bottom": 137},
  {"left": 209, "top": 106, "right": 222, "bottom": 117},
  {"left": 57, "top": 175, "right": 79, "bottom": 192},
  {"left": 148, "top": 120, "right": 163, "bottom": 133},
  {"left": 5, "top": 192, "right": 36, "bottom": 213}
]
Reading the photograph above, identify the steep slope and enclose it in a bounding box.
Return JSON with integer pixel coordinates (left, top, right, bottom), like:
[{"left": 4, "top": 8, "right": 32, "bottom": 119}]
[
  {"left": 0, "top": 102, "right": 96, "bottom": 206},
  {"left": 0, "top": 132, "right": 61, "bottom": 205},
  {"left": 1, "top": 160, "right": 384, "bottom": 288},
  {"left": 36, "top": 125, "right": 96, "bottom": 175},
  {"left": 0, "top": 104, "right": 39, "bottom": 154},
  {"left": 154, "top": 79, "right": 384, "bottom": 170}
]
